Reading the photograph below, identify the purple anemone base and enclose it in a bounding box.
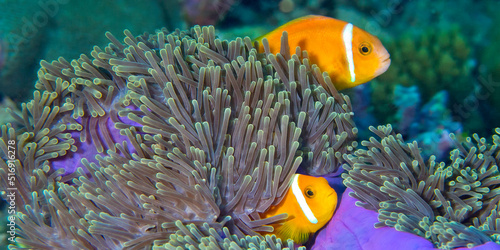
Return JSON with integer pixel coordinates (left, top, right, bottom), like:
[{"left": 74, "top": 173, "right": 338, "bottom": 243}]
[{"left": 50, "top": 106, "right": 141, "bottom": 174}]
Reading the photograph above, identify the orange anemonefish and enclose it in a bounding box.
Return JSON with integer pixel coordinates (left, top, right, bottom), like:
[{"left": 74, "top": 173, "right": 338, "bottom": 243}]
[
  {"left": 256, "top": 15, "right": 391, "bottom": 90},
  {"left": 258, "top": 174, "right": 338, "bottom": 244}
]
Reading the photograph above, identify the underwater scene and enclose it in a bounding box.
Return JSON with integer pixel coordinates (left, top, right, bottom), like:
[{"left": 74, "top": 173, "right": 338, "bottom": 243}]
[{"left": 1, "top": 0, "right": 500, "bottom": 249}]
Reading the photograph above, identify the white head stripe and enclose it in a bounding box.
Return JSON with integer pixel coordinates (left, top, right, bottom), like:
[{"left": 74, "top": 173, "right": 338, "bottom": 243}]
[
  {"left": 291, "top": 174, "right": 318, "bottom": 224},
  {"left": 342, "top": 23, "right": 356, "bottom": 83}
]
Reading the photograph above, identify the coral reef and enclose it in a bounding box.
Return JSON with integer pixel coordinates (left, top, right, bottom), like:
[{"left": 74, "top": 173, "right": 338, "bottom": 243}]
[
  {"left": 392, "top": 86, "right": 462, "bottom": 161},
  {"left": 352, "top": 84, "right": 462, "bottom": 161},
  {"left": 374, "top": 27, "right": 476, "bottom": 128},
  {"left": 0, "top": 25, "right": 356, "bottom": 248},
  {"left": 343, "top": 125, "right": 500, "bottom": 248},
  {"left": 478, "top": 2, "right": 500, "bottom": 137}
]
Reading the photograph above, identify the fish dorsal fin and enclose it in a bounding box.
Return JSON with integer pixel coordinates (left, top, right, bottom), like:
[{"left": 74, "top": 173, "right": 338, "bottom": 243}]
[
  {"left": 281, "top": 14, "right": 328, "bottom": 26},
  {"left": 254, "top": 15, "right": 329, "bottom": 41},
  {"left": 273, "top": 222, "right": 310, "bottom": 244}
]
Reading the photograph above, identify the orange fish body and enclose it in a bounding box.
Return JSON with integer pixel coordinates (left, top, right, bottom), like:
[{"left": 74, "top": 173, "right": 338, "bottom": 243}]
[
  {"left": 256, "top": 15, "right": 391, "bottom": 90},
  {"left": 259, "top": 174, "right": 337, "bottom": 244}
]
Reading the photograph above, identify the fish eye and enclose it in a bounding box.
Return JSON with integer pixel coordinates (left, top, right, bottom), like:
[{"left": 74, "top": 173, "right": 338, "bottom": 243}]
[
  {"left": 304, "top": 187, "right": 315, "bottom": 198},
  {"left": 359, "top": 42, "right": 372, "bottom": 55}
]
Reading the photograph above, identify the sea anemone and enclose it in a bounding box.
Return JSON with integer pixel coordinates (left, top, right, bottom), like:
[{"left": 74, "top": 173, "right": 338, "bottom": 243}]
[
  {"left": 0, "top": 25, "right": 356, "bottom": 248},
  {"left": 343, "top": 125, "right": 500, "bottom": 248}
]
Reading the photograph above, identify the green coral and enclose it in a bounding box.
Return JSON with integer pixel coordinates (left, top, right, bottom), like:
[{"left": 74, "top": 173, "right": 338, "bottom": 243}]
[
  {"left": 479, "top": 6, "right": 500, "bottom": 133},
  {"left": 372, "top": 27, "right": 475, "bottom": 129}
]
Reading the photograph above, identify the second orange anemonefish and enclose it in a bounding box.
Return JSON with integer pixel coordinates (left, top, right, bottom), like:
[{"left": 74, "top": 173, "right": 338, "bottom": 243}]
[
  {"left": 256, "top": 15, "right": 391, "bottom": 90},
  {"left": 258, "top": 174, "right": 338, "bottom": 244}
]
